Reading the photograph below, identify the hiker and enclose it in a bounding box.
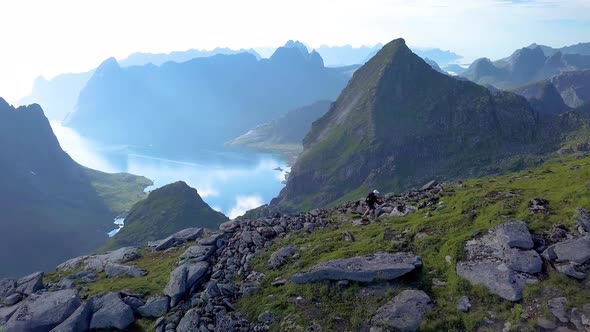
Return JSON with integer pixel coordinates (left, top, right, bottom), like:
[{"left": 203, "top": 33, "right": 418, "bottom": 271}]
[{"left": 363, "top": 189, "right": 381, "bottom": 220}]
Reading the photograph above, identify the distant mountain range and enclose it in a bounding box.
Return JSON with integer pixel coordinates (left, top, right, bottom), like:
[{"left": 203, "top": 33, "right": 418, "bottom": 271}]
[
  {"left": 119, "top": 47, "right": 261, "bottom": 67},
  {"left": 273, "top": 39, "right": 553, "bottom": 209},
  {"left": 527, "top": 42, "right": 590, "bottom": 56},
  {"left": 65, "top": 43, "right": 357, "bottom": 155},
  {"left": 102, "top": 181, "right": 228, "bottom": 250},
  {"left": 462, "top": 44, "right": 590, "bottom": 89},
  {"left": 0, "top": 98, "right": 150, "bottom": 277}
]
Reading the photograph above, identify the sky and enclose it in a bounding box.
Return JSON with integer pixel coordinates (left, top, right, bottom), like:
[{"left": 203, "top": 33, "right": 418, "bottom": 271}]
[{"left": 1, "top": 0, "right": 589, "bottom": 102}]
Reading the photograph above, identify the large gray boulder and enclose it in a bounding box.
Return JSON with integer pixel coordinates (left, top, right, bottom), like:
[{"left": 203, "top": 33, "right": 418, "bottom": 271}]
[
  {"left": 16, "top": 272, "right": 44, "bottom": 295},
  {"left": 104, "top": 263, "right": 147, "bottom": 278},
  {"left": 0, "top": 279, "right": 16, "bottom": 302},
  {"left": 177, "top": 307, "right": 200, "bottom": 332},
  {"left": 136, "top": 296, "right": 169, "bottom": 318},
  {"left": 0, "top": 304, "right": 21, "bottom": 324},
  {"left": 371, "top": 290, "right": 433, "bottom": 331},
  {"left": 493, "top": 220, "right": 534, "bottom": 249},
  {"left": 56, "top": 256, "right": 89, "bottom": 272},
  {"left": 50, "top": 298, "right": 94, "bottom": 332},
  {"left": 149, "top": 227, "right": 204, "bottom": 251},
  {"left": 89, "top": 292, "right": 135, "bottom": 330},
  {"left": 456, "top": 221, "right": 541, "bottom": 301},
  {"left": 165, "top": 261, "right": 209, "bottom": 307},
  {"left": 291, "top": 252, "right": 422, "bottom": 284},
  {"left": 86, "top": 247, "right": 141, "bottom": 273},
  {"left": 543, "top": 236, "right": 590, "bottom": 279},
  {"left": 268, "top": 246, "right": 297, "bottom": 269},
  {"left": 4, "top": 289, "right": 80, "bottom": 331},
  {"left": 179, "top": 244, "right": 215, "bottom": 264},
  {"left": 456, "top": 262, "right": 535, "bottom": 302}
]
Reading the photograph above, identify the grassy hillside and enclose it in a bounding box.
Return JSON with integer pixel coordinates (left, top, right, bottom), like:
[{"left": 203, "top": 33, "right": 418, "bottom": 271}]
[{"left": 238, "top": 153, "right": 590, "bottom": 331}]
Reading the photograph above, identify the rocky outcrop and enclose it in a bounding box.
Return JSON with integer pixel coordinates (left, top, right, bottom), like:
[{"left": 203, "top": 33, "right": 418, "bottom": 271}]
[
  {"left": 4, "top": 289, "right": 80, "bottom": 331},
  {"left": 543, "top": 236, "right": 590, "bottom": 279},
  {"left": 456, "top": 221, "right": 542, "bottom": 301},
  {"left": 104, "top": 263, "right": 147, "bottom": 278},
  {"left": 136, "top": 296, "right": 169, "bottom": 318},
  {"left": 370, "top": 290, "right": 433, "bottom": 332},
  {"left": 89, "top": 292, "right": 135, "bottom": 330},
  {"left": 291, "top": 252, "right": 422, "bottom": 284},
  {"left": 57, "top": 247, "right": 141, "bottom": 273},
  {"left": 16, "top": 272, "right": 45, "bottom": 295},
  {"left": 268, "top": 246, "right": 297, "bottom": 269},
  {"left": 50, "top": 299, "right": 94, "bottom": 332},
  {"left": 149, "top": 227, "right": 205, "bottom": 251}
]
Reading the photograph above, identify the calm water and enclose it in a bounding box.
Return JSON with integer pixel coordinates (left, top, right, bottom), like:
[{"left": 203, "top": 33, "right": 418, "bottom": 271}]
[{"left": 51, "top": 122, "right": 289, "bottom": 223}]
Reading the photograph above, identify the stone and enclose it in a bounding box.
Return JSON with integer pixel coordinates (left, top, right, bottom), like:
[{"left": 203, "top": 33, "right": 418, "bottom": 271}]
[
  {"left": 85, "top": 247, "right": 141, "bottom": 272},
  {"left": 219, "top": 220, "right": 239, "bottom": 232},
  {"left": 0, "top": 279, "right": 16, "bottom": 302},
  {"left": 456, "top": 262, "right": 533, "bottom": 301},
  {"left": 137, "top": 296, "right": 169, "bottom": 318},
  {"left": 174, "top": 227, "right": 205, "bottom": 242},
  {"left": 50, "top": 298, "right": 94, "bottom": 332},
  {"left": 457, "top": 296, "right": 471, "bottom": 312},
  {"left": 503, "top": 247, "right": 543, "bottom": 273},
  {"left": 3, "top": 293, "right": 22, "bottom": 306},
  {"left": 122, "top": 296, "right": 145, "bottom": 310},
  {"left": 268, "top": 246, "right": 297, "bottom": 269},
  {"left": 56, "top": 278, "right": 75, "bottom": 290},
  {"left": 177, "top": 308, "right": 200, "bottom": 332},
  {"left": 291, "top": 252, "right": 422, "bottom": 284},
  {"left": 186, "top": 262, "right": 209, "bottom": 288},
  {"left": 152, "top": 235, "right": 176, "bottom": 251},
  {"left": 199, "top": 233, "right": 223, "bottom": 245},
  {"left": 370, "top": 290, "right": 433, "bottom": 332},
  {"left": 304, "top": 222, "right": 316, "bottom": 233},
  {"left": 16, "top": 271, "right": 44, "bottom": 295},
  {"left": 180, "top": 245, "right": 215, "bottom": 263},
  {"left": 0, "top": 304, "right": 21, "bottom": 324},
  {"left": 547, "top": 236, "right": 590, "bottom": 264},
  {"left": 555, "top": 263, "right": 586, "bottom": 280},
  {"left": 493, "top": 220, "right": 534, "bottom": 249},
  {"left": 548, "top": 297, "right": 569, "bottom": 323},
  {"left": 577, "top": 208, "right": 590, "bottom": 233},
  {"left": 4, "top": 289, "right": 80, "bottom": 331},
  {"left": 165, "top": 265, "right": 188, "bottom": 307},
  {"left": 89, "top": 292, "right": 135, "bottom": 330},
  {"left": 56, "top": 255, "right": 89, "bottom": 272},
  {"left": 536, "top": 317, "right": 557, "bottom": 330},
  {"left": 105, "top": 263, "right": 147, "bottom": 278}
]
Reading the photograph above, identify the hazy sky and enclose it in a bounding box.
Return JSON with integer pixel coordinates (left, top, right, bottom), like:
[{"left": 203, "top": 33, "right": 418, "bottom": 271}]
[{"left": 1, "top": 0, "right": 589, "bottom": 102}]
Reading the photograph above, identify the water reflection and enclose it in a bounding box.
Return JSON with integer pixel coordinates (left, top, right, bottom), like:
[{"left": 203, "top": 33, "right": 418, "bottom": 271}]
[{"left": 51, "top": 121, "right": 289, "bottom": 219}]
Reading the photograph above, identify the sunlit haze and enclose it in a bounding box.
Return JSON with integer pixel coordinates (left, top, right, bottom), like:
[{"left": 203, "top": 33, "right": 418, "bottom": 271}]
[{"left": 1, "top": 0, "right": 589, "bottom": 102}]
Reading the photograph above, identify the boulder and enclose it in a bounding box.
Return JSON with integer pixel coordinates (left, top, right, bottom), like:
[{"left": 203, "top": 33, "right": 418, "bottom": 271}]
[
  {"left": 16, "top": 272, "right": 44, "bottom": 295},
  {"left": 56, "top": 255, "right": 89, "bottom": 272},
  {"left": 555, "top": 263, "right": 586, "bottom": 280},
  {"left": 56, "top": 278, "right": 75, "bottom": 290},
  {"left": 493, "top": 220, "right": 534, "bottom": 249},
  {"left": 545, "top": 236, "right": 590, "bottom": 264},
  {"left": 179, "top": 245, "right": 215, "bottom": 263},
  {"left": 0, "top": 279, "right": 16, "bottom": 302},
  {"left": 291, "top": 252, "right": 422, "bottom": 284},
  {"left": 456, "top": 262, "right": 535, "bottom": 302},
  {"left": 50, "top": 298, "right": 94, "bottom": 332},
  {"left": 4, "top": 289, "right": 80, "bottom": 331},
  {"left": 421, "top": 180, "right": 438, "bottom": 191},
  {"left": 3, "top": 293, "right": 22, "bottom": 306},
  {"left": 84, "top": 247, "right": 141, "bottom": 272},
  {"left": 177, "top": 307, "right": 200, "bottom": 332},
  {"left": 548, "top": 297, "right": 569, "bottom": 323},
  {"left": 186, "top": 262, "right": 209, "bottom": 287},
  {"left": 151, "top": 236, "right": 176, "bottom": 251},
  {"left": 268, "top": 246, "right": 297, "bottom": 269},
  {"left": 173, "top": 227, "right": 204, "bottom": 242},
  {"left": 165, "top": 265, "right": 188, "bottom": 307},
  {"left": 370, "top": 290, "right": 433, "bottom": 332},
  {"left": 456, "top": 221, "right": 541, "bottom": 301},
  {"left": 122, "top": 296, "right": 145, "bottom": 310},
  {"left": 529, "top": 198, "right": 549, "bottom": 213},
  {"left": 104, "top": 263, "right": 147, "bottom": 278},
  {"left": 136, "top": 296, "right": 169, "bottom": 318},
  {"left": 220, "top": 220, "right": 239, "bottom": 232},
  {"left": 89, "top": 292, "right": 135, "bottom": 330}
]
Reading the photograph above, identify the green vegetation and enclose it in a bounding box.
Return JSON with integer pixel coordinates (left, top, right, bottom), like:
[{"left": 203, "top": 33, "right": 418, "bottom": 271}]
[
  {"left": 102, "top": 181, "right": 228, "bottom": 251},
  {"left": 237, "top": 154, "right": 590, "bottom": 331},
  {"left": 84, "top": 169, "right": 152, "bottom": 215}
]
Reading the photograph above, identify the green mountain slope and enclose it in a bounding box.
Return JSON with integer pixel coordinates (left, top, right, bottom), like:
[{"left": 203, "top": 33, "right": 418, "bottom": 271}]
[
  {"left": 0, "top": 98, "right": 150, "bottom": 277},
  {"left": 103, "top": 181, "right": 228, "bottom": 250},
  {"left": 273, "top": 38, "right": 549, "bottom": 210}
]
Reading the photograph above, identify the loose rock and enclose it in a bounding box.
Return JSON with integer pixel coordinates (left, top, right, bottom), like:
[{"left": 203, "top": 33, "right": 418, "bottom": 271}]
[{"left": 371, "top": 290, "right": 433, "bottom": 332}]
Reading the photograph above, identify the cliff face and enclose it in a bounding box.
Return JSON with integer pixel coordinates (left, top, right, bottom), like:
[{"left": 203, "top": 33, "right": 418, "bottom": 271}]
[{"left": 273, "top": 39, "right": 542, "bottom": 209}]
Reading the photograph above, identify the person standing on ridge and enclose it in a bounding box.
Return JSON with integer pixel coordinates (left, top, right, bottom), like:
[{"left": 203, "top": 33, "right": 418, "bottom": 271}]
[{"left": 363, "top": 189, "right": 381, "bottom": 222}]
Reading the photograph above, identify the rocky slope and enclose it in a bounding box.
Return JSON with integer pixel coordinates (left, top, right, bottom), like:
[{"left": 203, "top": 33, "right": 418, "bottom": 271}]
[
  {"left": 65, "top": 44, "right": 356, "bottom": 154},
  {"left": 103, "top": 181, "right": 228, "bottom": 250},
  {"left": 2, "top": 153, "right": 590, "bottom": 331},
  {"left": 0, "top": 98, "right": 150, "bottom": 278},
  {"left": 462, "top": 46, "right": 590, "bottom": 89},
  {"left": 273, "top": 38, "right": 547, "bottom": 210}
]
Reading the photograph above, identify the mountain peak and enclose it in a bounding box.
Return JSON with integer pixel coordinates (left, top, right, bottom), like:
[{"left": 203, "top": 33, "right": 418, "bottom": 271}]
[
  {"left": 283, "top": 40, "right": 309, "bottom": 56},
  {"left": 95, "top": 57, "right": 121, "bottom": 76},
  {"left": 0, "top": 97, "right": 10, "bottom": 111}
]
